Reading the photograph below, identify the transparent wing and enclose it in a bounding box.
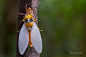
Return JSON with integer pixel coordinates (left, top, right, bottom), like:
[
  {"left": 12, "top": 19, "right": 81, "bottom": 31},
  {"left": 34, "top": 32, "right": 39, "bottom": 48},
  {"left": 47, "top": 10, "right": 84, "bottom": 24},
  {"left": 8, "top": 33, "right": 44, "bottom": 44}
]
[
  {"left": 18, "top": 23, "right": 29, "bottom": 55},
  {"left": 31, "top": 22, "right": 42, "bottom": 53}
]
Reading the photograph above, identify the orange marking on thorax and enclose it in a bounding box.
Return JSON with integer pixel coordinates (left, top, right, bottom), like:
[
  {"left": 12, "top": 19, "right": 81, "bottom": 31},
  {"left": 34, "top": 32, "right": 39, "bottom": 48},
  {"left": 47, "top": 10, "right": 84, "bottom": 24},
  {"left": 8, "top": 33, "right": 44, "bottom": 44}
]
[
  {"left": 25, "top": 22, "right": 33, "bottom": 27},
  {"left": 28, "top": 30, "right": 33, "bottom": 47}
]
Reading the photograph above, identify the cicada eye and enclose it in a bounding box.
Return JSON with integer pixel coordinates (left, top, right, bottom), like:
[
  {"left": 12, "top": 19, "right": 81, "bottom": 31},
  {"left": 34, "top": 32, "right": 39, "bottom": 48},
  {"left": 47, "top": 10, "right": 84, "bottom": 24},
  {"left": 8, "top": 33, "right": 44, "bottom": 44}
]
[
  {"left": 29, "top": 19, "right": 33, "bottom": 22},
  {"left": 25, "top": 19, "right": 28, "bottom": 22}
]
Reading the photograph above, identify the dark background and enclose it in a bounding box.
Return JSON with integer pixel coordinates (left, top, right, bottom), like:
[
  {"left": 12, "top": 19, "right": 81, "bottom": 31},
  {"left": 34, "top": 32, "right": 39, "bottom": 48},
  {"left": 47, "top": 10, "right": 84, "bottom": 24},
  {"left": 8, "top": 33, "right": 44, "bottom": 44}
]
[{"left": 0, "top": 0, "right": 86, "bottom": 57}]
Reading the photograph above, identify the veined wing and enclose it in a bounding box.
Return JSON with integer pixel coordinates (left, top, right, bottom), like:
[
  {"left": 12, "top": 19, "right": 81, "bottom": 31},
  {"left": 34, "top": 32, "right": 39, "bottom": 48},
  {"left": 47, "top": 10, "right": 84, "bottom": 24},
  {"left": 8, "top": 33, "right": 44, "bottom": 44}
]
[
  {"left": 18, "top": 23, "right": 29, "bottom": 55},
  {"left": 31, "top": 22, "right": 42, "bottom": 53}
]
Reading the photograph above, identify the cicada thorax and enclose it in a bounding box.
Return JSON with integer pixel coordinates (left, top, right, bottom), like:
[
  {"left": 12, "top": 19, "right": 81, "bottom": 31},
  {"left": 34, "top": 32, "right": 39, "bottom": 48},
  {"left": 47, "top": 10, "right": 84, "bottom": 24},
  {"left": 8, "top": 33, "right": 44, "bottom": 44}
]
[
  {"left": 25, "top": 22, "right": 33, "bottom": 27},
  {"left": 24, "top": 15, "right": 33, "bottom": 28}
]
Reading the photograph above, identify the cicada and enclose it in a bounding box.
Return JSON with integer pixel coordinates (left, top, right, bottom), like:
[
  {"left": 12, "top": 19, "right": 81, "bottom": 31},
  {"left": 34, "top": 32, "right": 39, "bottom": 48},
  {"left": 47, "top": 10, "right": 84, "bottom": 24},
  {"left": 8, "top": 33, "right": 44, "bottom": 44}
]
[{"left": 18, "top": 6, "right": 42, "bottom": 55}]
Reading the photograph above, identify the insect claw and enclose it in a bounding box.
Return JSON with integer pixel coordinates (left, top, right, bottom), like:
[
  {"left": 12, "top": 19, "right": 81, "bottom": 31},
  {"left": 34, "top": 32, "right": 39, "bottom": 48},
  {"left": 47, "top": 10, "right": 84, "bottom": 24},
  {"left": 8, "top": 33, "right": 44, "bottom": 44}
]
[
  {"left": 40, "top": 30, "right": 43, "bottom": 31},
  {"left": 38, "top": 27, "right": 43, "bottom": 31}
]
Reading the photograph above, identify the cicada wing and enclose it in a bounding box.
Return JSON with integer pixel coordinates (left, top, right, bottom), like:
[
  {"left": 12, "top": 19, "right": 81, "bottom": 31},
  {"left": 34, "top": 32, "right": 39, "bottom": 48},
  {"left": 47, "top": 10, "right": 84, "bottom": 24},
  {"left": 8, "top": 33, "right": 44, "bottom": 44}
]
[
  {"left": 31, "top": 22, "right": 42, "bottom": 53},
  {"left": 18, "top": 23, "right": 29, "bottom": 55}
]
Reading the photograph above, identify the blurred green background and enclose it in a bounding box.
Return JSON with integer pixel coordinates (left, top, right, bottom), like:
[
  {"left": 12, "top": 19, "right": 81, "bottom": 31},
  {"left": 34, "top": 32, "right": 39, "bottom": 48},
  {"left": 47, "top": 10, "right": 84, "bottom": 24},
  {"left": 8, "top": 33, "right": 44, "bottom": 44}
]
[{"left": 0, "top": 0, "right": 86, "bottom": 57}]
